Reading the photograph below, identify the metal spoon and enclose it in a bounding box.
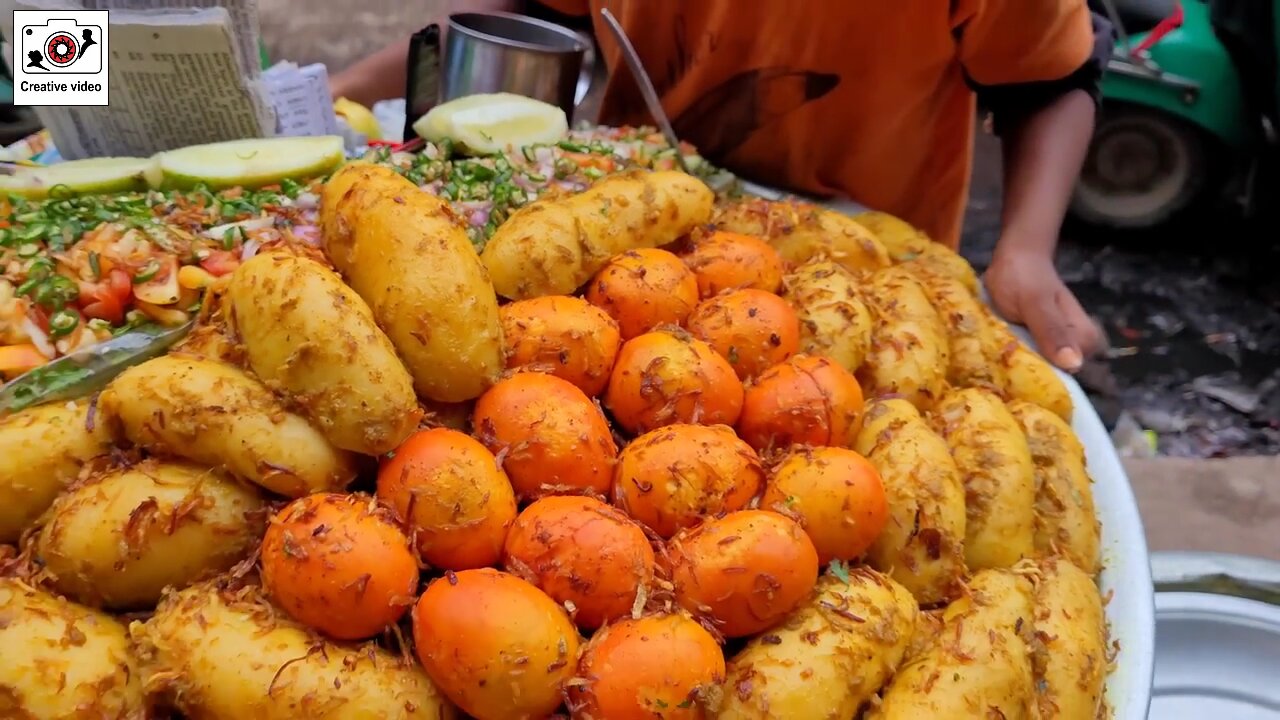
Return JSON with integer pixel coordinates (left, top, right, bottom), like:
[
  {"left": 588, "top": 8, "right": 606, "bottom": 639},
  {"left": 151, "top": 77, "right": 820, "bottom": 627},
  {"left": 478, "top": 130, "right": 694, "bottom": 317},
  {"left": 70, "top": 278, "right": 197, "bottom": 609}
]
[{"left": 598, "top": 8, "right": 692, "bottom": 174}]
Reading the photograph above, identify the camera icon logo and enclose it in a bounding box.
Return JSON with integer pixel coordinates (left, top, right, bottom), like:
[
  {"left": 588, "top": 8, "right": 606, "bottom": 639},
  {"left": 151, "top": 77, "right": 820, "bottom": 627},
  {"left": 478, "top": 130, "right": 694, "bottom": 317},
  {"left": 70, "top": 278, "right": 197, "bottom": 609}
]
[
  {"left": 12, "top": 10, "right": 109, "bottom": 106},
  {"left": 20, "top": 18, "right": 103, "bottom": 74}
]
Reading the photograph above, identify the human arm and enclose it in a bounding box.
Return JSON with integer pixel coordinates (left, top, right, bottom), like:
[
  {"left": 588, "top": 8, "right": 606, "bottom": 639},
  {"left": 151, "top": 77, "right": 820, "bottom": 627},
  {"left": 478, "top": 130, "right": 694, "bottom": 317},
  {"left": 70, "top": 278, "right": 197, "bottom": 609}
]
[
  {"left": 984, "top": 89, "right": 1101, "bottom": 372},
  {"left": 960, "top": 4, "right": 1113, "bottom": 371},
  {"left": 329, "top": 0, "right": 519, "bottom": 106}
]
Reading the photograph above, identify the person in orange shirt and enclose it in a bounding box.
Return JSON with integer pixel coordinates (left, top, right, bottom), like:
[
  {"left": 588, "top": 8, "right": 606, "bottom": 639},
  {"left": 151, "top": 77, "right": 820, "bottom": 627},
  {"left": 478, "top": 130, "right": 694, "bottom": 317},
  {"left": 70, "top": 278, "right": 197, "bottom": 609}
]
[{"left": 332, "top": 0, "right": 1110, "bottom": 371}]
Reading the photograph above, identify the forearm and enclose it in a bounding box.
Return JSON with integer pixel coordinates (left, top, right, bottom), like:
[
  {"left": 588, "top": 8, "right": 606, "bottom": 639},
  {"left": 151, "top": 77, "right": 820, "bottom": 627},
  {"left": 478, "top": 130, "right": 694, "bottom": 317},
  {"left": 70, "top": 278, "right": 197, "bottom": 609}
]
[
  {"left": 330, "top": 39, "right": 413, "bottom": 106},
  {"left": 996, "top": 89, "right": 1095, "bottom": 261},
  {"left": 330, "top": 0, "right": 520, "bottom": 106}
]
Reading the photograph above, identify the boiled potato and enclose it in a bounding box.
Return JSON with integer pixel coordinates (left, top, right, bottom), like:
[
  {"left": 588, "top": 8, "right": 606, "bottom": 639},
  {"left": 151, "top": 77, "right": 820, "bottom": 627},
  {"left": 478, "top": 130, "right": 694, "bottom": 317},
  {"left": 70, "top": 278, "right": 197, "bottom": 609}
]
[
  {"left": 321, "top": 163, "right": 504, "bottom": 402},
  {"left": 981, "top": 306, "right": 1073, "bottom": 420},
  {"left": 1032, "top": 557, "right": 1109, "bottom": 720},
  {"left": 717, "top": 569, "right": 918, "bottom": 719},
  {"left": 0, "top": 400, "right": 111, "bottom": 544},
  {"left": 869, "top": 569, "right": 1036, "bottom": 719},
  {"left": 853, "top": 399, "right": 966, "bottom": 605},
  {"left": 859, "top": 267, "right": 949, "bottom": 409},
  {"left": 714, "top": 197, "right": 890, "bottom": 274},
  {"left": 225, "top": 250, "right": 421, "bottom": 455},
  {"left": 0, "top": 578, "right": 147, "bottom": 718},
  {"left": 908, "top": 263, "right": 1008, "bottom": 391},
  {"left": 1000, "top": 334, "right": 1075, "bottom": 421},
  {"left": 133, "top": 580, "right": 456, "bottom": 719},
  {"left": 1011, "top": 402, "right": 1101, "bottom": 575},
  {"left": 851, "top": 210, "right": 980, "bottom": 294},
  {"left": 99, "top": 355, "right": 359, "bottom": 497},
  {"left": 906, "top": 608, "right": 946, "bottom": 659},
  {"left": 35, "top": 460, "right": 265, "bottom": 610},
  {"left": 931, "top": 388, "right": 1035, "bottom": 570},
  {"left": 481, "top": 169, "right": 714, "bottom": 300},
  {"left": 173, "top": 322, "right": 243, "bottom": 364},
  {"left": 782, "top": 258, "right": 874, "bottom": 373},
  {"left": 319, "top": 161, "right": 379, "bottom": 272}
]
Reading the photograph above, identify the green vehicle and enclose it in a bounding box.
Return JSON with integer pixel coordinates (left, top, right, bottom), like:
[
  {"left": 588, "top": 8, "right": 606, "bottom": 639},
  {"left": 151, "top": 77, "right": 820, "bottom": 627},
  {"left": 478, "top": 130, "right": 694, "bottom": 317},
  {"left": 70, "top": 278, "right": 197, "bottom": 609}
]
[{"left": 1072, "top": 0, "right": 1279, "bottom": 228}]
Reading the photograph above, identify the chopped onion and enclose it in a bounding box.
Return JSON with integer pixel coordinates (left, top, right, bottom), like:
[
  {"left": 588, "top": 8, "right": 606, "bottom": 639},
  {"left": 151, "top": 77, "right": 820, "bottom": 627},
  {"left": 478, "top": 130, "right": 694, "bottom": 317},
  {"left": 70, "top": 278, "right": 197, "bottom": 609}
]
[
  {"left": 240, "top": 239, "right": 262, "bottom": 261},
  {"left": 293, "top": 191, "right": 320, "bottom": 210},
  {"left": 202, "top": 216, "right": 276, "bottom": 240},
  {"left": 289, "top": 224, "right": 322, "bottom": 247},
  {"left": 20, "top": 317, "right": 56, "bottom": 358},
  {"left": 469, "top": 209, "right": 490, "bottom": 227}
]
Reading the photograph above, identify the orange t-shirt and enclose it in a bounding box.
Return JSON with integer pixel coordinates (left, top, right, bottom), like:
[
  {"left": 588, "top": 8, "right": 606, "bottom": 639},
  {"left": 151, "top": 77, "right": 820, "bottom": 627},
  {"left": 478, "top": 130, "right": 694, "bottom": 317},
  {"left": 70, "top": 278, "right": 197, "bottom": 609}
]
[{"left": 540, "top": 0, "right": 1094, "bottom": 248}]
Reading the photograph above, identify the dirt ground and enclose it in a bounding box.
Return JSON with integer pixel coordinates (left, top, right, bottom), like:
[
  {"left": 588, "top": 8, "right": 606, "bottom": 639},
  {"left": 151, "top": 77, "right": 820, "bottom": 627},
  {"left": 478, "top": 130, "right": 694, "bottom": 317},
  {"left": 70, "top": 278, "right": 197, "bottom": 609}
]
[{"left": 264, "top": 1, "right": 1280, "bottom": 459}]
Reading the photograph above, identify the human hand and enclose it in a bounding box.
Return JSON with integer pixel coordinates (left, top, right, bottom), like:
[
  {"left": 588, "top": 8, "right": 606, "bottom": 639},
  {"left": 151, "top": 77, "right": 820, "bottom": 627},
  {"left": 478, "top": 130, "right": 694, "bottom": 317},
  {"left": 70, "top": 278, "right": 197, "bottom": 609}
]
[{"left": 984, "top": 247, "right": 1102, "bottom": 372}]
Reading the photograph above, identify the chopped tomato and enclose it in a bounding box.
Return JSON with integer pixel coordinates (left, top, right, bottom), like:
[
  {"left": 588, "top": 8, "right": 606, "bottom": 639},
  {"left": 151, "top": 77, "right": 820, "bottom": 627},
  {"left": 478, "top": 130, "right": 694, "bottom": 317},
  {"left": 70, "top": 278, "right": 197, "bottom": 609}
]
[
  {"left": 77, "top": 267, "right": 133, "bottom": 323},
  {"left": 200, "top": 250, "right": 241, "bottom": 277},
  {"left": 106, "top": 268, "right": 132, "bottom": 303},
  {"left": 564, "top": 152, "right": 616, "bottom": 173},
  {"left": 82, "top": 293, "right": 124, "bottom": 324},
  {"left": 0, "top": 344, "right": 47, "bottom": 377}
]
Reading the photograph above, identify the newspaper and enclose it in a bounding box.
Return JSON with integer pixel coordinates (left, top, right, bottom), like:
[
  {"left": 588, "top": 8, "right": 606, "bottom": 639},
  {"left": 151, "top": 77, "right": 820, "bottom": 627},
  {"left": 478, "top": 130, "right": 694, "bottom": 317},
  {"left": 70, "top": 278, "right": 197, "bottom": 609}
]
[
  {"left": 0, "top": 0, "right": 277, "bottom": 159},
  {"left": 79, "top": 0, "right": 263, "bottom": 80},
  {"left": 262, "top": 60, "right": 339, "bottom": 138}
]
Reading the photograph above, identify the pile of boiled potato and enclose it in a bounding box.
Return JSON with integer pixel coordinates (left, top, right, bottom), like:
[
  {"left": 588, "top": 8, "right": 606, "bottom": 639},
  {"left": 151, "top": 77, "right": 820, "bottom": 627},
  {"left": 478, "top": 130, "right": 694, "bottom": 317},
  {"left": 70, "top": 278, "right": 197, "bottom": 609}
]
[{"left": 0, "top": 161, "right": 1109, "bottom": 719}]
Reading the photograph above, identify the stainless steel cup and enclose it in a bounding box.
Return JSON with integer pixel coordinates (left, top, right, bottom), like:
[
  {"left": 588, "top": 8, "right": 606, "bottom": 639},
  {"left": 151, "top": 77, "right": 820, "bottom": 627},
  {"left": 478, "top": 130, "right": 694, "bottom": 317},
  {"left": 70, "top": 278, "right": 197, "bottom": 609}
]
[{"left": 441, "top": 12, "right": 593, "bottom": 116}]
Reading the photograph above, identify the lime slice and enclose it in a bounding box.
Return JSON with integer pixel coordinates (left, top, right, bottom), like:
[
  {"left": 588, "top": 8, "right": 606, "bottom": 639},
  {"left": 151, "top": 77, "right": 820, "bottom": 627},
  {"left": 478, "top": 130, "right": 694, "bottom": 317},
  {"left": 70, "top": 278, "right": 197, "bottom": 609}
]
[
  {"left": 0, "top": 157, "right": 159, "bottom": 199},
  {"left": 158, "top": 136, "right": 345, "bottom": 190},
  {"left": 412, "top": 93, "right": 568, "bottom": 156}
]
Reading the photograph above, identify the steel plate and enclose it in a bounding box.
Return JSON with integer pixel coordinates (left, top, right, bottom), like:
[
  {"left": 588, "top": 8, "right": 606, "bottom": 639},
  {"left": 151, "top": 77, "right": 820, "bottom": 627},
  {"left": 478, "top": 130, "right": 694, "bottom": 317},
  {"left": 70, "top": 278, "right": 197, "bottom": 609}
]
[{"left": 1153, "top": 590, "right": 1280, "bottom": 718}]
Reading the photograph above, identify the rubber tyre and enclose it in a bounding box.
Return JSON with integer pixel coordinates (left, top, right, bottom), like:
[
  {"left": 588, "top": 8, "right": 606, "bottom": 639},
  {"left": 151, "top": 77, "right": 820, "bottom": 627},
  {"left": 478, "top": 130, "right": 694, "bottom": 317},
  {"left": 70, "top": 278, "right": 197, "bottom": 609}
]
[{"left": 1070, "top": 104, "right": 1210, "bottom": 230}]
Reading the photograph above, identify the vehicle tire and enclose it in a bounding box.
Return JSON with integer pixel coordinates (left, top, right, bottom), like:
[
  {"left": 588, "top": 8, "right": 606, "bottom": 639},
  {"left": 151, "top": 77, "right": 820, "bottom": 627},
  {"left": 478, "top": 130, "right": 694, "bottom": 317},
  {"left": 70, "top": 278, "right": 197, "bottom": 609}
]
[{"left": 1070, "top": 103, "right": 1210, "bottom": 229}]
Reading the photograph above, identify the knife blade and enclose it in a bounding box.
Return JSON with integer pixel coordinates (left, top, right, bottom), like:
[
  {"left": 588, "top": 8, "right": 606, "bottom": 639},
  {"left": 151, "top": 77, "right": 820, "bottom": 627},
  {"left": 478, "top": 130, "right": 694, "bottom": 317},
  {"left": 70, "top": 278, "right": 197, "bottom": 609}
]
[
  {"left": 598, "top": 8, "right": 692, "bottom": 174},
  {"left": 0, "top": 321, "right": 193, "bottom": 415}
]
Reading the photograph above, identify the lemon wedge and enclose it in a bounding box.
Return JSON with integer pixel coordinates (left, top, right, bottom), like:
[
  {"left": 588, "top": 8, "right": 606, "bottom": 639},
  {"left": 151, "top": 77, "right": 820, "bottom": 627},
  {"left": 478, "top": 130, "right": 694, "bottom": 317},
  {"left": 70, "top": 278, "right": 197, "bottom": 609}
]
[
  {"left": 412, "top": 93, "right": 568, "bottom": 155},
  {"left": 334, "top": 97, "right": 382, "bottom": 140}
]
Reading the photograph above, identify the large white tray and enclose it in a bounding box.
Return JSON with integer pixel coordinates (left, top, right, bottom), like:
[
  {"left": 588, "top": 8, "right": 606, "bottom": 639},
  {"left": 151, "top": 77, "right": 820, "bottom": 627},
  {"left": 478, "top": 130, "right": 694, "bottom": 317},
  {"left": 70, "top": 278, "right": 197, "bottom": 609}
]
[{"left": 1059, "top": 363, "right": 1156, "bottom": 719}]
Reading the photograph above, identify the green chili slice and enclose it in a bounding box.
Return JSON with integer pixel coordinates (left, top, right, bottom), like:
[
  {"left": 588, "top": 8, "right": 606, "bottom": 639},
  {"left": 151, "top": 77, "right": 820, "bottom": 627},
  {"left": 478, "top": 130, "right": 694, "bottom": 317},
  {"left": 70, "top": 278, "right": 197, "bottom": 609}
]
[
  {"left": 49, "top": 309, "right": 79, "bottom": 337},
  {"left": 133, "top": 259, "right": 161, "bottom": 283}
]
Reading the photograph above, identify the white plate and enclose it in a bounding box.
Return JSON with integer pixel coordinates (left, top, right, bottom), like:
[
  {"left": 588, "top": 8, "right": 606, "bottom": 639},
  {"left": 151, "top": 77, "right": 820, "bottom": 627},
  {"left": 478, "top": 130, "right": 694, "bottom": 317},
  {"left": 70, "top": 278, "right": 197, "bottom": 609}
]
[{"left": 1060, "top": 365, "right": 1156, "bottom": 719}]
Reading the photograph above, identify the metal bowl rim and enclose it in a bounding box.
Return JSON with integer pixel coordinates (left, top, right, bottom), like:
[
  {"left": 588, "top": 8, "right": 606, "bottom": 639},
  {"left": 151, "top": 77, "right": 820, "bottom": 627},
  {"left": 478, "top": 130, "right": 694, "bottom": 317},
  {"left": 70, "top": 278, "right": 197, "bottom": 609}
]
[{"left": 448, "top": 11, "right": 588, "bottom": 55}]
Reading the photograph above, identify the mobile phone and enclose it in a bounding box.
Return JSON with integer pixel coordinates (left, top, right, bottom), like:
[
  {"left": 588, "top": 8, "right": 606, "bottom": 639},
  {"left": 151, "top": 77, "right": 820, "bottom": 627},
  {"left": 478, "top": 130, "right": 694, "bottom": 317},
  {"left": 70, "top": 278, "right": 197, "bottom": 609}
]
[{"left": 403, "top": 24, "right": 441, "bottom": 142}]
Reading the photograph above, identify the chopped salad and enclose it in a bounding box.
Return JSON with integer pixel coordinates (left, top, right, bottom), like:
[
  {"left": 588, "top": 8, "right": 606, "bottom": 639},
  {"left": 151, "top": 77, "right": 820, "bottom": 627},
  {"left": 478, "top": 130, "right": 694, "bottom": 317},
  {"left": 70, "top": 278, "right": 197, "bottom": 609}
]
[
  {"left": 369, "top": 125, "right": 736, "bottom": 248},
  {"left": 0, "top": 180, "right": 323, "bottom": 379},
  {"left": 1, "top": 124, "right": 734, "bottom": 382}
]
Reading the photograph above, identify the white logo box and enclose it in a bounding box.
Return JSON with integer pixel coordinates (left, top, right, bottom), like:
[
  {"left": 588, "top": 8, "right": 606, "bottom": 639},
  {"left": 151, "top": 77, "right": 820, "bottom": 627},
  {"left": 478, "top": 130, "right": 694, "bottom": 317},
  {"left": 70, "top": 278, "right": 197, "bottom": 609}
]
[{"left": 13, "top": 9, "right": 109, "bottom": 106}]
